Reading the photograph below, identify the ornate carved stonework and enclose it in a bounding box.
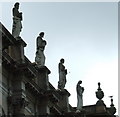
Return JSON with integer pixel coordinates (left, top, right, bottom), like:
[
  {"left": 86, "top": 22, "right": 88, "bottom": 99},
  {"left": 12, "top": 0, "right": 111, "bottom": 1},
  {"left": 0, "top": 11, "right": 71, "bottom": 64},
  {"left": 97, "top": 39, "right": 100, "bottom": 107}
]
[
  {"left": 8, "top": 96, "right": 28, "bottom": 108},
  {"left": 96, "top": 82, "right": 105, "bottom": 106}
]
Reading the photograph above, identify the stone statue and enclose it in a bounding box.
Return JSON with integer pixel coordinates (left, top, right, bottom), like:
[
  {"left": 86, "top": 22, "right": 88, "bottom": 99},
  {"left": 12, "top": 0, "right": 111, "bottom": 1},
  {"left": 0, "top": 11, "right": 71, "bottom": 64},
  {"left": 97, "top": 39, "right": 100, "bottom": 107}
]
[
  {"left": 58, "top": 58, "right": 67, "bottom": 90},
  {"left": 35, "top": 32, "right": 47, "bottom": 67},
  {"left": 12, "top": 2, "right": 22, "bottom": 38},
  {"left": 76, "top": 80, "right": 84, "bottom": 112}
]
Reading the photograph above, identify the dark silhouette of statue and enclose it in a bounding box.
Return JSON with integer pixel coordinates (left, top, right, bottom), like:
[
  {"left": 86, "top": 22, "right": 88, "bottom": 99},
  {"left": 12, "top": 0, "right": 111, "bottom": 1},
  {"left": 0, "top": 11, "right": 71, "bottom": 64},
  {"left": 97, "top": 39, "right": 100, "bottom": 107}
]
[
  {"left": 12, "top": 2, "right": 22, "bottom": 38},
  {"left": 58, "top": 58, "right": 67, "bottom": 90},
  {"left": 76, "top": 80, "right": 84, "bottom": 112},
  {"left": 35, "top": 32, "right": 47, "bottom": 67}
]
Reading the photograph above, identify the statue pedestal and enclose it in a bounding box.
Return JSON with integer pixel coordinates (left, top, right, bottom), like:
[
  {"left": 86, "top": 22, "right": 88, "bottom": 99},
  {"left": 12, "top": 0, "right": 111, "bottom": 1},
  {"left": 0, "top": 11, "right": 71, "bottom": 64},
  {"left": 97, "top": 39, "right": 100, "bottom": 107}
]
[
  {"left": 36, "top": 66, "right": 51, "bottom": 115},
  {"left": 36, "top": 66, "right": 51, "bottom": 90},
  {"left": 57, "top": 89, "right": 70, "bottom": 112},
  {"left": 9, "top": 37, "right": 26, "bottom": 63},
  {"left": 96, "top": 100, "right": 106, "bottom": 113}
]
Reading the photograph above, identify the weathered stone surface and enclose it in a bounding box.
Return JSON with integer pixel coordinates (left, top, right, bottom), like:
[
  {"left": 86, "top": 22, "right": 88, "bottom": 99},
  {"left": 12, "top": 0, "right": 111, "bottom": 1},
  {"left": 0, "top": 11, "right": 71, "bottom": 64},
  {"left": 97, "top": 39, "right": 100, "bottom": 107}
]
[
  {"left": 12, "top": 2, "right": 23, "bottom": 38},
  {"left": 58, "top": 58, "right": 67, "bottom": 90},
  {"left": 76, "top": 80, "right": 84, "bottom": 112},
  {"left": 35, "top": 32, "right": 47, "bottom": 67}
]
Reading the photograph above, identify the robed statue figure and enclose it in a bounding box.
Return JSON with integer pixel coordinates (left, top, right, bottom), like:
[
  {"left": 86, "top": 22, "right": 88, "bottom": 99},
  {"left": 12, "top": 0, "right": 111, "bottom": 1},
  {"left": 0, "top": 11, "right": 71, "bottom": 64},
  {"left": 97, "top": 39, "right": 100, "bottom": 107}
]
[
  {"left": 12, "top": 2, "right": 22, "bottom": 38},
  {"left": 58, "top": 58, "right": 67, "bottom": 90},
  {"left": 35, "top": 32, "right": 47, "bottom": 67},
  {"left": 76, "top": 80, "right": 84, "bottom": 112}
]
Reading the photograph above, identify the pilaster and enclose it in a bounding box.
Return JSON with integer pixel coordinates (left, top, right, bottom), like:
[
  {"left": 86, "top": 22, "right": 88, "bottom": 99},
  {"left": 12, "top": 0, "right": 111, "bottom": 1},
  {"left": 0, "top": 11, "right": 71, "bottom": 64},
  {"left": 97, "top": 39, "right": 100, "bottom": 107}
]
[{"left": 11, "top": 71, "right": 27, "bottom": 116}]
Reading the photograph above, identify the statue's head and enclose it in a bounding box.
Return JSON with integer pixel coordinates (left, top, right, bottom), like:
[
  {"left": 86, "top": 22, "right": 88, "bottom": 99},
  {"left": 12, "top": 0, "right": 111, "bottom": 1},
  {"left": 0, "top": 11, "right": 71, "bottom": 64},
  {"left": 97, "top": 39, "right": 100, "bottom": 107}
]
[
  {"left": 39, "top": 32, "right": 44, "bottom": 38},
  {"left": 14, "top": 2, "right": 19, "bottom": 9},
  {"left": 78, "top": 80, "right": 82, "bottom": 84},
  {"left": 60, "top": 58, "right": 64, "bottom": 63}
]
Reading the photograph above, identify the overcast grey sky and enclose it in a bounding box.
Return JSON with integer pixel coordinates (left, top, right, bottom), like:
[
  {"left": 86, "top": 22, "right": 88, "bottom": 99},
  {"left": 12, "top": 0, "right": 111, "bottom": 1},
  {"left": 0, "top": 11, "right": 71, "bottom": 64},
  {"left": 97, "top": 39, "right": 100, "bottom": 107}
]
[{"left": 1, "top": 1, "right": 118, "bottom": 114}]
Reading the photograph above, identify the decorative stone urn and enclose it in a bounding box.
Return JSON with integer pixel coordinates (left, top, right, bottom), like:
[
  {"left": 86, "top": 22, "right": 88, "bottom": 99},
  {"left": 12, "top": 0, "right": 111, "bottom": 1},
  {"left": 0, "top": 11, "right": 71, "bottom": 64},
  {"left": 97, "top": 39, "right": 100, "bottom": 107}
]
[
  {"left": 96, "top": 82, "right": 105, "bottom": 106},
  {"left": 109, "top": 96, "right": 116, "bottom": 115},
  {"left": 96, "top": 82, "right": 104, "bottom": 99}
]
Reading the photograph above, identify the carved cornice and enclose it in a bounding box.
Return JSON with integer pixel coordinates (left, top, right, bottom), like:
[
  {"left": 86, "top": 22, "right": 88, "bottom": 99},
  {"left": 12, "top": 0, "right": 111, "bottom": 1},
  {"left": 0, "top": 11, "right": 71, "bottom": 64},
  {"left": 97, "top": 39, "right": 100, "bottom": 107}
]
[
  {"left": 2, "top": 50, "right": 37, "bottom": 78},
  {"left": 1, "top": 22, "right": 27, "bottom": 50},
  {"left": 1, "top": 22, "right": 16, "bottom": 50},
  {"left": 57, "top": 89, "right": 71, "bottom": 97},
  {"left": 50, "top": 104, "right": 62, "bottom": 115},
  {"left": 25, "top": 81, "right": 44, "bottom": 97},
  {"left": 2, "top": 50, "right": 16, "bottom": 70},
  {"left": 35, "top": 65, "right": 51, "bottom": 74},
  {"left": 45, "top": 90, "right": 59, "bottom": 103}
]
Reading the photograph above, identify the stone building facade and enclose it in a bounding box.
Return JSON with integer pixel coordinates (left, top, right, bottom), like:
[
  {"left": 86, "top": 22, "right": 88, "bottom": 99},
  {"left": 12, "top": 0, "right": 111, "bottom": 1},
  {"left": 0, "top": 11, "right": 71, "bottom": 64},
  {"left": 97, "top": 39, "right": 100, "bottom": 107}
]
[{"left": 0, "top": 22, "right": 117, "bottom": 117}]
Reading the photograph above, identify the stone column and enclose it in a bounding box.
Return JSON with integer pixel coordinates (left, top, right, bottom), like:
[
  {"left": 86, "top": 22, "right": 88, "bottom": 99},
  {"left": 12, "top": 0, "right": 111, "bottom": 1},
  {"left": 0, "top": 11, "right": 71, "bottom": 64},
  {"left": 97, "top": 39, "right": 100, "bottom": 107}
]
[{"left": 9, "top": 38, "right": 26, "bottom": 63}]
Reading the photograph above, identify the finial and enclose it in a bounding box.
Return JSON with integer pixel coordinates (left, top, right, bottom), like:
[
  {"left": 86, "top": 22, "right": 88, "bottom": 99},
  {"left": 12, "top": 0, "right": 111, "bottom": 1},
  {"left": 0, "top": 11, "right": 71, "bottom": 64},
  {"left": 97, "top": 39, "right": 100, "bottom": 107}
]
[
  {"left": 109, "top": 96, "right": 114, "bottom": 107},
  {"left": 96, "top": 82, "right": 104, "bottom": 100},
  {"left": 98, "top": 82, "right": 101, "bottom": 90},
  {"left": 96, "top": 82, "right": 105, "bottom": 106},
  {"left": 108, "top": 96, "right": 116, "bottom": 115}
]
